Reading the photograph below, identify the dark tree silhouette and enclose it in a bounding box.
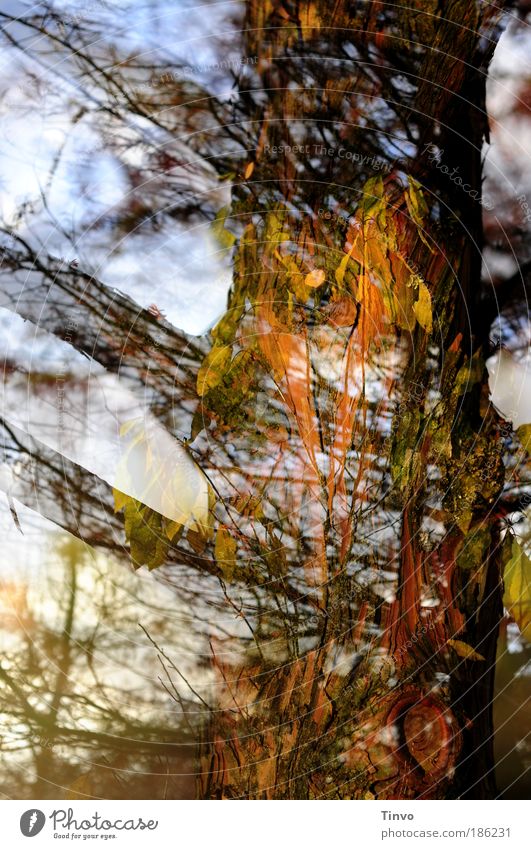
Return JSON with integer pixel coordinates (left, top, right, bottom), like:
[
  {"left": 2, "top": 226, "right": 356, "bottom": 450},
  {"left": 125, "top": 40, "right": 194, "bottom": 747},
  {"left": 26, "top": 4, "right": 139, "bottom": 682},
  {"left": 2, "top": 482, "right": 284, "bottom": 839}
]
[{"left": 1, "top": 0, "right": 530, "bottom": 800}]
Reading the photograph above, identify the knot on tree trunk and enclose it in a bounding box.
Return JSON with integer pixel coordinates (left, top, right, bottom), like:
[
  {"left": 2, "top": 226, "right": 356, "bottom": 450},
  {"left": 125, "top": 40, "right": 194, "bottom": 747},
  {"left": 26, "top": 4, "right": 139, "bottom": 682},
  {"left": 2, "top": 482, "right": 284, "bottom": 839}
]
[{"left": 379, "top": 688, "right": 462, "bottom": 798}]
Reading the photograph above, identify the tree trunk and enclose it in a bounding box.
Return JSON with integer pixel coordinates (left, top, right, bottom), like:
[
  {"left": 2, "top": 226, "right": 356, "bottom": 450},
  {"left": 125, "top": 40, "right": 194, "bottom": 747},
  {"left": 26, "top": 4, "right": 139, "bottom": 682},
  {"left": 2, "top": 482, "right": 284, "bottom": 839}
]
[{"left": 197, "top": 0, "right": 508, "bottom": 799}]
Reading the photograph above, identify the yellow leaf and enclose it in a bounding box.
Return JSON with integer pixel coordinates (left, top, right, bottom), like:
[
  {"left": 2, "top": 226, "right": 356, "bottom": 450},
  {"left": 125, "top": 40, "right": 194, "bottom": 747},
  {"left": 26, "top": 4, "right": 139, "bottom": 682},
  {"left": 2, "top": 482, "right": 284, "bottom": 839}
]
[
  {"left": 215, "top": 526, "right": 237, "bottom": 581},
  {"left": 447, "top": 639, "right": 485, "bottom": 661},
  {"left": 516, "top": 424, "right": 531, "bottom": 455},
  {"left": 412, "top": 281, "right": 433, "bottom": 333},
  {"left": 503, "top": 538, "right": 531, "bottom": 641},
  {"left": 335, "top": 245, "right": 355, "bottom": 289},
  {"left": 281, "top": 256, "right": 308, "bottom": 300},
  {"left": 265, "top": 210, "right": 290, "bottom": 245},
  {"left": 211, "top": 206, "right": 236, "bottom": 250},
  {"left": 305, "top": 268, "right": 326, "bottom": 288},
  {"left": 164, "top": 519, "right": 183, "bottom": 541},
  {"left": 197, "top": 345, "right": 232, "bottom": 396},
  {"left": 113, "top": 487, "right": 129, "bottom": 513},
  {"left": 122, "top": 498, "right": 168, "bottom": 569},
  {"left": 233, "top": 494, "right": 264, "bottom": 520},
  {"left": 455, "top": 350, "right": 484, "bottom": 396},
  {"left": 456, "top": 507, "right": 473, "bottom": 536},
  {"left": 405, "top": 177, "right": 434, "bottom": 252},
  {"left": 357, "top": 176, "right": 384, "bottom": 219},
  {"left": 407, "top": 176, "right": 428, "bottom": 221},
  {"left": 244, "top": 161, "right": 255, "bottom": 179}
]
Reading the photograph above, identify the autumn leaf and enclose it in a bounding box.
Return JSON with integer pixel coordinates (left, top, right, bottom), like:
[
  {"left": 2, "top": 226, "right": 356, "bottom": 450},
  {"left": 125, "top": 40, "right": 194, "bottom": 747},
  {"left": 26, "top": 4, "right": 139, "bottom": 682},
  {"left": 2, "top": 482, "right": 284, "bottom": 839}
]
[
  {"left": 503, "top": 537, "right": 531, "bottom": 641},
  {"left": 232, "top": 493, "right": 265, "bottom": 520},
  {"left": 256, "top": 304, "right": 320, "bottom": 467},
  {"left": 407, "top": 176, "right": 428, "bottom": 221},
  {"left": 357, "top": 176, "right": 384, "bottom": 219},
  {"left": 215, "top": 526, "right": 238, "bottom": 581},
  {"left": 113, "top": 487, "right": 130, "bottom": 513},
  {"left": 405, "top": 177, "right": 434, "bottom": 251},
  {"left": 279, "top": 255, "right": 308, "bottom": 300},
  {"left": 354, "top": 271, "right": 385, "bottom": 348},
  {"left": 244, "top": 161, "right": 255, "bottom": 179},
  {"left": 322, "top": 295, "right": 358, "bottom": 327},
  {"left": 516, "top": 424, "right": 531, "bottom": 455},
  {"left": 447, "top": 639, "right": 485, "bottom": 661},
  {"left": 165, "top": 519, "right": 183, "bottom": 541},
  {"left": 211, "top": 206, "right": 237, "bottom": 250},
  {"left": 413, "top": 281, "right": 433, "bottom": 333},
  {"left": 197, "top": 345, "right": 232, "bottom": 396},
  {"left": 389, "top": 251, "right": 416, "bottom": 331},
  {"left": 113, "top": 491, "right": 188, "bottom": 569},
  {"left": 335, "top": 243, "right": 356, "bottom": 289},
  {"left": 305, "top": 268, "right": 326, "bottom": 288},
  {"left": 122, "top": 496, "right": 169, "bottom": 570},
  {"left": 264, "top": 210, "right": 291, "bottom": 246},
  {"left": 114, "top": 418, "right": 211, "bottom": 533},
  {"left": 365, "top": 221, "right": 391, "bottom": 283},
  {"left": 455, "top": 350, "right": 484, "bottom": 396}
]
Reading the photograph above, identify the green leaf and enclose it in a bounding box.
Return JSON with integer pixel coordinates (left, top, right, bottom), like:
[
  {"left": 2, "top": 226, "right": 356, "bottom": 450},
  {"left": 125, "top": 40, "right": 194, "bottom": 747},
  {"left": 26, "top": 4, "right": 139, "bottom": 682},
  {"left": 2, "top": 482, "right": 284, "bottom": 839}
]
[{"left": 503, "top": 537, "right": 531, "bottom": 641}]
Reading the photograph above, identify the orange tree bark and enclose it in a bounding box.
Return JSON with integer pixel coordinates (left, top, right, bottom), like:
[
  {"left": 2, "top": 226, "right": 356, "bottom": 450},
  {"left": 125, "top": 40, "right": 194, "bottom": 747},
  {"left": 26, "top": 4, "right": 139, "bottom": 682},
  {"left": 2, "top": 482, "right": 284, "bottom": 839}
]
[{"left": 196, "top": 0, "right": 510, "bottom": 799}]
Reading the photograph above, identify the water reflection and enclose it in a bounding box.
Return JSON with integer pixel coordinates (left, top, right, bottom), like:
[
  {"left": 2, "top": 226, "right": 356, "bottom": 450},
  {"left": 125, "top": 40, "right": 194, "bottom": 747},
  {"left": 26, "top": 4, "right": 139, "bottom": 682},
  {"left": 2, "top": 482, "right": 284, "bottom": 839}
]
[{"left": 0, "top": 517, "right": 208, "bottom": 798}]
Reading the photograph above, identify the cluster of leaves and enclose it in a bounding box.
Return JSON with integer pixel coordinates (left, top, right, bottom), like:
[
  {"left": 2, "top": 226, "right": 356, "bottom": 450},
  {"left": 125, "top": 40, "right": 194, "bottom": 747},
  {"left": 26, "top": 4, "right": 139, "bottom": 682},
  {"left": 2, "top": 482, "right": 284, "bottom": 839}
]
[
  {"left": 111, "top": 419, "right": 216, "bottom": 569},
  {"left": 113, "top": 489, "right": 183, "bottom": 570},
  {"left": 199, "top": 175, "right": 436, "bottom": 436},
  {"left": 114, "top": 173, "right": 440, "bottom": 591}
]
